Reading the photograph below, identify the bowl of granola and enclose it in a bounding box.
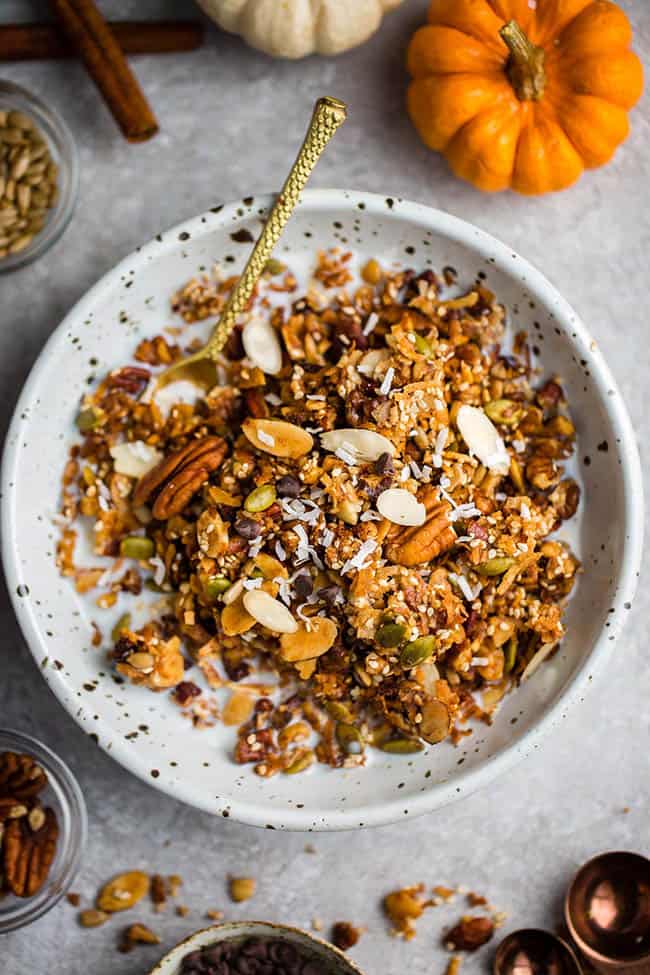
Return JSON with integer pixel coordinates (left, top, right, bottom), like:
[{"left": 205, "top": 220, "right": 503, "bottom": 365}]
[{"left": 1, "top": 190, "right": 642, "bottom": 829}]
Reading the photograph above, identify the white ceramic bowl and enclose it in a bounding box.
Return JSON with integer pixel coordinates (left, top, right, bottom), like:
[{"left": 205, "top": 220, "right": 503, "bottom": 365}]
[
  {"left": 1, "top": 190, "right": 643, "bottom": 830},
  {"left": 148, "top": 921, "right": 363, "bottom": 975}
]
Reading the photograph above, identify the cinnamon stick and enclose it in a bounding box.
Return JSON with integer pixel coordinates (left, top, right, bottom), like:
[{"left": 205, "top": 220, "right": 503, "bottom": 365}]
[
  {"left": 47, "top": 0, "right": 159, "bottom": 143},
  {"left": 0, "top": 21, "right": 204, "bottom": 61}
]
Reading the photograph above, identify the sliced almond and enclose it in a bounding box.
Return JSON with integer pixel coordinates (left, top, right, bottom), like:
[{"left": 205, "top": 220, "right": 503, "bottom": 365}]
[
  {"left": 242, "top": 316, "right": 283, "bottom": 375},
  {"left": 249, "top": 552, "right": 288, "bottom": 580},
  {"left": 357, "top": 348, "right": 389, "bottom": 377},
  {"left": 222, "top": 578, "right": 245, "bottom": 606},
  {"left": 280, "top": 617, "right": 338, "bottom": 662},
  {"left": 242, "top": 589, "right": 298, "bottom": 633},
  {"left": 110, "top": 441, "right": 163, "bottom": 479},
  {"left": 222, "top": 690, "right": 255, "bottom": 726},
  {"left": 242, "top": 418, "right": 313, "bottom": 459},
  {"left": 456, "top": 404, "right": 509, "bottom": 475},
  {"left": 376, "top": 488, "right": 426, "bottom": 527},
  {"left": 320, "top": 428, "right": 395, "bottom": 463}
]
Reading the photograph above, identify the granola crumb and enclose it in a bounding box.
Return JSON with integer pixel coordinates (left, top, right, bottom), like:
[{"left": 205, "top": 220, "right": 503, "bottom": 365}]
[
  {"left": 467, "top": 892, "right": 488, "bottom": 907},
  {"left": 229, "top": 876, "right": 256, "bottom": 903},
  {"left": 331, "top": 921, "right": 362, "bottom": 951},
  {"left": 176, "top": 904, "right": 190, "bottom": 917},
  {"left": 66, "top": 892, "right": 81, "bottom": 907},
  {"left": 304, "top": 843, "right": 317, "bottom": 854},
  {"left": 433, "top": 885, "right": 456, "bottom": 902},
  {"left": 445, "top": 956, "right": 462, "bottom": 975},
  {"left": 311, "top": 917, "right": 323, "bottom": 932},
  {"left": 445, "top": 916, "right": 495, "bottom": 952},
  {"left": 206, "top": 909, "right": 224, "bottom": 921},
  {"left": 118, "top": 922, "right": 161, "bottom": 953}
]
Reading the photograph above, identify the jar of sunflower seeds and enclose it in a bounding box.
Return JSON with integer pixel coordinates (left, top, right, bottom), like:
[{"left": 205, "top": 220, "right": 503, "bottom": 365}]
[{"left": 0, "top": 81, "right": 78, "bottom": 272}]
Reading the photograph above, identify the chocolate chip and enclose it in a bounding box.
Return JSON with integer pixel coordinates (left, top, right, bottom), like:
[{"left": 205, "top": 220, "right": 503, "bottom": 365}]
[
  {"left": 294, "top": 572, "right": 313, "bottom": 602},
  {"left": 276, "top": 475, "right": 301, "bottom": 498},
  {"left": 374, "top": 452, "right": 394, "bottom": 476},
  {"left": 174, "top": 681, "right": 201, "bottom": 705},
  {"left": 234, "top": 516, "right": 261, "bottom": 540}
]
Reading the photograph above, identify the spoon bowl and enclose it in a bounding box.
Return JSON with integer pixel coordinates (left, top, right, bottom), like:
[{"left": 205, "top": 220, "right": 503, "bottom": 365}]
[
  {"left": 565, "top": 852, "right": 650, "bottom": 972},
  {"left": 494, "top": 929, "right": 582, "bottom": 975}
]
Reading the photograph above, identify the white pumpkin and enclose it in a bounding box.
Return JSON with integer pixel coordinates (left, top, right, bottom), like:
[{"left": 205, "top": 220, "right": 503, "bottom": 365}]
[{"left": 197, "top": 0, "right": 404, "bottom": 59}]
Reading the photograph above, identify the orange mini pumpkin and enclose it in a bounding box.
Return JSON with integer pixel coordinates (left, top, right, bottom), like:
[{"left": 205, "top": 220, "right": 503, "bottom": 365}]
[{"left": 407, "top": 0, "right": 643, "bottom": 194}]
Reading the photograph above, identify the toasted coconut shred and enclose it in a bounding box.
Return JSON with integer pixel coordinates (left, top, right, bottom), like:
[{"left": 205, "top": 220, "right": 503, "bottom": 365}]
[{"left": 57, "top": 250, "right": 581, "bottom": 775}]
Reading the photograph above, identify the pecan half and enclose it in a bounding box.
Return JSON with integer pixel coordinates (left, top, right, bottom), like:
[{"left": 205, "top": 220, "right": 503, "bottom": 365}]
[
  {"left": 0, "top": 751, "right": 48, "bottom": 800},
  {"left": 132, "top": 436, "right": 228, "bottom": 520},
  {"left": 3, "top": 806, "right": 59, "bottom": 897},
  {"left": 386, "top": 500, "right": 455, "bottom": 566}
]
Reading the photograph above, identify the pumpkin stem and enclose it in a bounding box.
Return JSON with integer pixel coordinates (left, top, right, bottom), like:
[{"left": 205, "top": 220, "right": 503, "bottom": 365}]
[{"left": 500, "top": 19, "right": 546, "bottom": 102}]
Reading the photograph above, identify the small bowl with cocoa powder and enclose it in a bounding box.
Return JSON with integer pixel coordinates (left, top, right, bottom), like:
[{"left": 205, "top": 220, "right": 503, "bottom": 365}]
[
  {"left": 0, "top": 728, "right": 87, "bottom": 933},
  {"left": 149, "top": 921, "right": 365, "bottom": 975},
  {"left": 0, "top": 80, "right": 78, "bottom": 272}
]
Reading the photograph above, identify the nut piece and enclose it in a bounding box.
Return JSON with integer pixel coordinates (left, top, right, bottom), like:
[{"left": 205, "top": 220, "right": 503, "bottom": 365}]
[
  {"left": 242, "top": 589, "right": 298, "bottom": 634},
  {"left": 386, "top": 500, "right": 455, "bottom": 566},
  {"left": 242, "top": 418, "right": 313, "bottom": 459},
  {"left": 0, "top": 797, "right": 28, "bottom": 820},
  {"left": 109, "top": 441, "right": 163, "bottom": 479},
  {"left": 456, "top": 405, "right": 509, "bottom": 475},
  {"left": 2, "top": 806, "right": 59, "bottom": 897},
  {"left": 383, "top": 884, "right": 428, "bottom": 940},
  {"left": 0, "top": 751, "right": 48, "bottom": 800},
  {"left": 97, "top": 870, "right": 150, "bottom": 912},
  {"left": 376, "top": 488, "right": 426, "bottom": 527},
  {"left": 133, "top": 436, "right": 228, "bottom": 519},
  {"left": 279, "top": 617, "right": 338, "bottom": 662},
  {"left": 320, "top": 428, "right": 395, "bottom": 463},
  {"left": 79, "top": 909, "right": 110, "bottom": 928},
  {"left": 446, "top": 916, "right": 495, "bottom": 952},
  {"left": 242, "top": 316, "right": 283, "bottom": 375},
  {"left": 229, "top": 876, "right": 256, "bottom": 902},
  {"left": 120, "top": 923, "right": 161, "bottom": 952}
]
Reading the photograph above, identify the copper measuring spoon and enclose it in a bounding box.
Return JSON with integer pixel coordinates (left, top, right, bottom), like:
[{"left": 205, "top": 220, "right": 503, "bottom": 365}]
[
  {"left": 565, "top": 851, "right": 650, "bottom": 975},
  {"left": 494, "top": 928, "right": 583, "bottom": 975},
  {"left": 155, "top": 95, "right": 347, "bottom": 390}
]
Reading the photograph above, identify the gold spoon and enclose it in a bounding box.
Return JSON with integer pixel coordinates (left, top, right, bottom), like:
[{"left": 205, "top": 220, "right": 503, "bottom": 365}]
[{"left": 156, "top": 95, "right": 347, "bottom": 390}]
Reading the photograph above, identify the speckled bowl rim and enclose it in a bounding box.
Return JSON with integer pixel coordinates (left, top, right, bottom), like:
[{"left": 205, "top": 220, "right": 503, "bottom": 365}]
[
  {"left": 147, "top": 921, "right": 364, "bottom": 975},
  {"left": 1, "top": 189, "right": 644, "bottom": 831}
]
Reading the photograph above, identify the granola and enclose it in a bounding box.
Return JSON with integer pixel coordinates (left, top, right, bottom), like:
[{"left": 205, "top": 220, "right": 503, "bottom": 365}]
[{"left": 57, "top": 250, "right": 581, "bottom": 775}]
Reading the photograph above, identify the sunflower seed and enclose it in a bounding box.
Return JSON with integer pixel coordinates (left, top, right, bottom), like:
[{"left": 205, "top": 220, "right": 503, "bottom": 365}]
[{"left": 9, "top": 233, "right": 32, "bottom": 253}]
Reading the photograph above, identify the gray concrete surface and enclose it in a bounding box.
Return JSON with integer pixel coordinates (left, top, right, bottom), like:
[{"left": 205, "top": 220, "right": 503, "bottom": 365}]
[{"left": 1, "top": 2, "right": 649, "bottom": 972}]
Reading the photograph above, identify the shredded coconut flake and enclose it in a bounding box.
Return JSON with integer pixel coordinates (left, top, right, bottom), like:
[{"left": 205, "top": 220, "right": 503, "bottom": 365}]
[
  {"left": 341, "top": 539, "right": 377, "bottom": 575},
  {"left": 275, "top": 540, "right": 286, "bottom": 561},
  {"left": 379, "top": 367, "right": 394, "bottom": 396},
  {"left": 149, "top": 556, "right": 166, "bottom": 587},
  {"left": 520, "top": 503, "right": 531, "bottom": 521},
  {"left": 243, "top": 577, "right": 263, "bottom": 590},
  {"left": 362, "top": 312, "right": 379, "bottom": 336},
  {"left": 335, "top": 445, "right": 358, "bottom": 466}
]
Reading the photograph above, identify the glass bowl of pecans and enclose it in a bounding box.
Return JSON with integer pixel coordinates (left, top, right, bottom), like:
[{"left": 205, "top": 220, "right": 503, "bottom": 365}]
[
  {"left": 0, "top": 80, "right": 79, "bottom": 272},
  {"left": 0, "top": 729, "right": 87, "bottom": 933},
  {"left": 149, "top": 921, "right": 365, "bottom": 975}
]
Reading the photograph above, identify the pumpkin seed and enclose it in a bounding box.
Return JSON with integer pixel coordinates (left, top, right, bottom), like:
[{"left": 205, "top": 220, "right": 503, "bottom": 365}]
[
  {"left": 400, "top": 636, "right": 437, "bottom": 668},
  {"left": 120, "top": 535, "right": 155, "bottom": 560},
  {"left": 10, "top": 152, "right": 30, "bottom": 181},
  {"left": 484, "top": 399, "right": 524, "bottom": 427},
  {"left": 325, "top": 701, "right": 355, "bottom": 723},
  {"left": 504, "top": 634, "right": 518, "bottom": 673},
  {"left": 76, "top": 406, "right": 103, "bottom": 432},
  {"left": 413, "top": 333, "right": 433, "bottom": 356},
  {"left": 336, "top": 722, "right": 364, "bottom": 755},
  {"left": 111, "top": 613, "right": 132, "bottom": 643},
  {"left": 476, "top": 556, "right": 515, "bottom": 577},
  {"left": 264, "top": 257, "right": 286, "bottom": 276},
  {"left": 244, "top": 483, "right": 277, "bottom": 513},
  {"left": 204, "top": 575, "right": 231, "bottom": 598},
  {"left": 8, "top": 111, "right": 33, "bottom": 130},
  {"left": 379, "top": 738, "right": 424, "bottom": 755},
  {"left": 375, "top": 622, "right": 408, "bottom": 648}
]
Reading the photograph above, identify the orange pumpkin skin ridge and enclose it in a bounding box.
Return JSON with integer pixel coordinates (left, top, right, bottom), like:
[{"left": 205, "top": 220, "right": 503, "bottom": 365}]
[{"left": 406, "top": 0, "right": 644, "bottom": 195}]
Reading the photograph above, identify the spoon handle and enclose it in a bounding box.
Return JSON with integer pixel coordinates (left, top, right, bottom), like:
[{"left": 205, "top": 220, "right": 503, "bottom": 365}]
[{"left": 204, "top": 96, "right": 347, "bottom": 359}]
